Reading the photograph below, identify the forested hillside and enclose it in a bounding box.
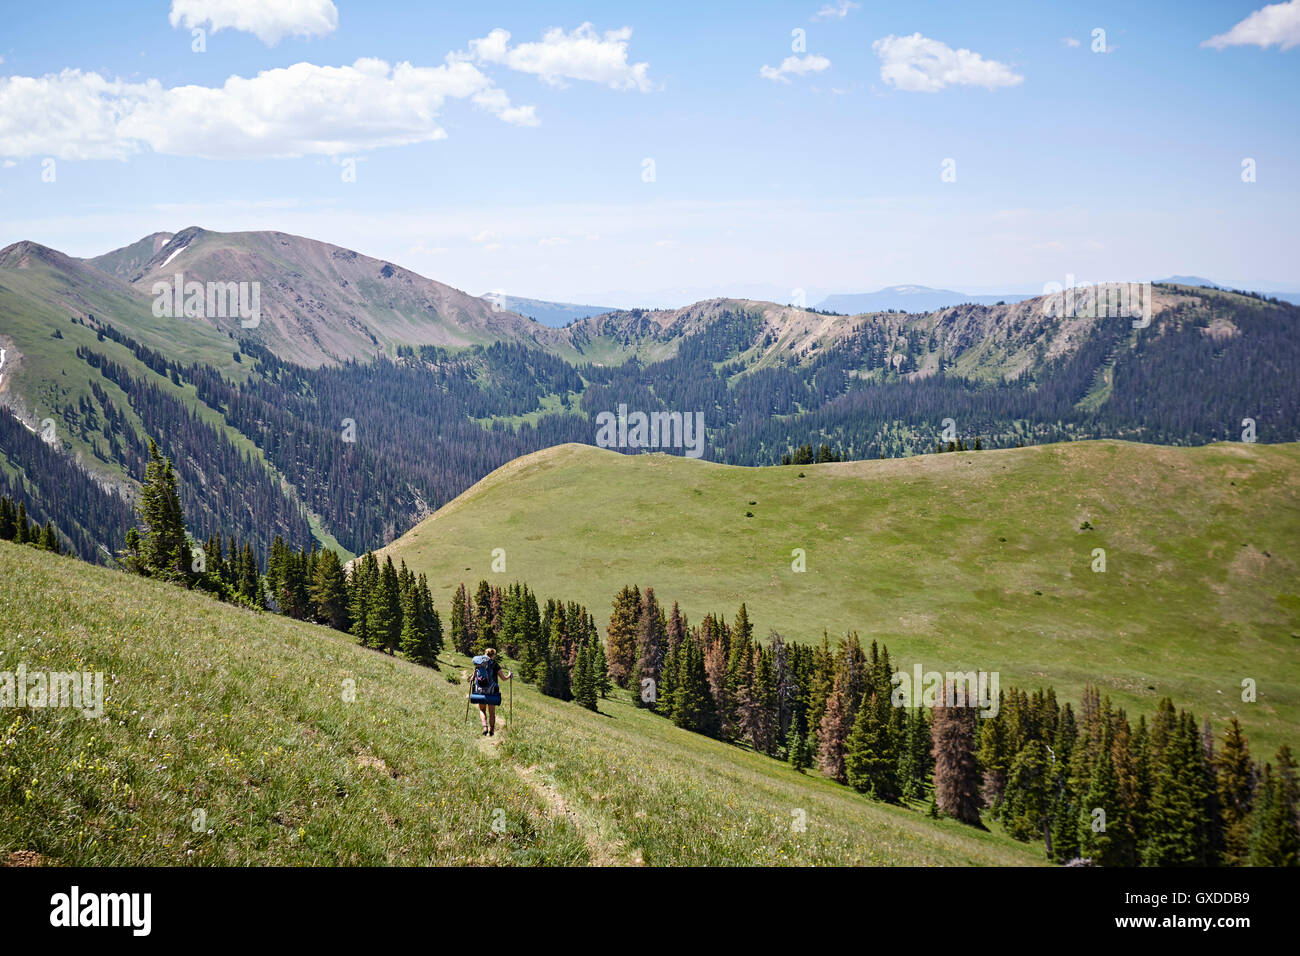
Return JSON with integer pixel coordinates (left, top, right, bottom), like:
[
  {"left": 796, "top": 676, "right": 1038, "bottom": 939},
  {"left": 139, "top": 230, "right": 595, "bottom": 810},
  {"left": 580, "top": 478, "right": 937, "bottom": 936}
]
[{"left": 2, "top": 229, "right": 1297, "bottom": 565}]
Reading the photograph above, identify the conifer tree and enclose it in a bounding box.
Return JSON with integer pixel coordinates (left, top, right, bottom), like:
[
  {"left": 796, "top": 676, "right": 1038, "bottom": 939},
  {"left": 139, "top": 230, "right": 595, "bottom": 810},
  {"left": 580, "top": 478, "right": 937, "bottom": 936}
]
[
  {"left": 399, "top": 584, "right": 424, "bottom": 662},
  {"left": 573, "top": 643, "right": 598, "bottom": 710},
  {"left": 0, "top": 496, "right": 15, "bottom": 540},
  {"left": 130, "top": 439, "right": 192, "bottom": 583},
  {"left": 593, "top": 638, "right": 611, "bottom": 699},
  {"left": 450, "top": 582, "right": 475, "bottom": 655},
  {"left": 605, "top": 585, "right": 641, "bottom": 688},
  {"left": 846, "top": 691, "right": 898, "bottom": 799},
  {"left": 1078, "top": 732, "right": 1131, "bottom": 865},
  {"left": 1216, "top": 718, "right": 1254, "bottom": 866},
  {"left": 897, "top": 707, "right": 931, "bottom": 802},
  {"left": 1248, "top": 745, "right": 1299, "bottom": 866},
  {"left": 788, "top": 728, "right": 810, "bottom": 773},
  {"left": 349, "top": 554, "right": 373, "bottom": 647},
  {"left": 418, "top": 575, "right": 443, "bottom": 665},
  {"left": 310, "top": 548, "right": 350, "bottom": 631},
  {"left": 38, "top": 520, "right": 60, "bottom": 553},
  {"left": 931, "top": 682, "right": 983, "bottom": 825},
  {"left": 817, "top": 670, "right": 855, "bottom": 784},
  {"left": 1142, "top": 709, "right": 1213, "bottom": 866}
]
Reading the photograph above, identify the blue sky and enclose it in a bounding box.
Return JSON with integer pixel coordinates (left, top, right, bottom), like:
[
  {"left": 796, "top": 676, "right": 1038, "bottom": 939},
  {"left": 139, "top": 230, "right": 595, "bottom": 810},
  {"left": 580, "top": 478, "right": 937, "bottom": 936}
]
[{"left": 1, "top": 0, "right": 1297, "bottom": 306}]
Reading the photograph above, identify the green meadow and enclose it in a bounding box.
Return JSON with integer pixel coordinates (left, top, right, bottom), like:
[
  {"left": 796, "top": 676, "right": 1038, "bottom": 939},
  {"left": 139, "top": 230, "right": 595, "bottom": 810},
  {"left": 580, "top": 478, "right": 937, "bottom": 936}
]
[
  {"left": 382, "top": 440, "right": 1300, "bottom": 754},
  {"left": 0, "top": 541, "right": 1042, "bottom": 865}
]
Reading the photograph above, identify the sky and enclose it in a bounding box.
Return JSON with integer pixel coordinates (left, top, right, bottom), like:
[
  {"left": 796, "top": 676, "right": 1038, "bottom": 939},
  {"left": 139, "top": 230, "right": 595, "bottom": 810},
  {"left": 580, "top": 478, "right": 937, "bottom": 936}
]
[{"left": 1, "top": 0, "right": 1298, "bottom": 308}]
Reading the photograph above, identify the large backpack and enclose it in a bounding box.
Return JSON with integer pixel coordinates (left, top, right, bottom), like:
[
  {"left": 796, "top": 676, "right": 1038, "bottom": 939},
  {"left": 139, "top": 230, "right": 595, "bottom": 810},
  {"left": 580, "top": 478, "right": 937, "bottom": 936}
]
[{"left": 470, "top": 655, "right": 500, "bottom": 702}]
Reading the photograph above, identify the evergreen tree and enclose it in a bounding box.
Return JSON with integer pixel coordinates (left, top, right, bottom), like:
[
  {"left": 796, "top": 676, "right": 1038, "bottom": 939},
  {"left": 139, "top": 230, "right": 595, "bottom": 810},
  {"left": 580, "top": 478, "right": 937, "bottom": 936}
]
[
  {"left": 450, "top": 582, "right": 475, "bottom": 655},
  {"left": 605, "top": 584, "right": 641, "bottom": 688},
  {"left": 1078, "top": 732, "right": 1131, "bottom": 865},
  {"left": 310, "top": 548, "right": 350, "bottom": 631},
  {"left": 1216, "top": 718, "right": 1254, "bottom": 866},
  {"left": 1142, "top": 709, "right": 1213, "bottom": 866},
  {"left": 1248, "top": 745, "right": 1299, "bottom": 866},
  {"left": 845, "top": 691, "right": 898, "bottom": 800},
  {"left": 897, "top": 707, "right": 931, "bottom": 802},
  {"left": 130, "top": 438, "right": 192, "bottom": 583},
  {"left": 788, "top": 728, "right": 811, "bottom": 773},
  {"left": 398, "top": 583, "right": 424, "bottom": 662},
  {"left": 573, "top": 643, "right": 598, "bottom": 710},
  {"left": 931, "top": 682, "right": 983, "bottom": 825}
]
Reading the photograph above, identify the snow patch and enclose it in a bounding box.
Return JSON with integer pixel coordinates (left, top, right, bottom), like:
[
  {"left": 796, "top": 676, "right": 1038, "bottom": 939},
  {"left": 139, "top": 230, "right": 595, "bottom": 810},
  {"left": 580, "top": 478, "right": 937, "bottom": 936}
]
[{"left": 160, "top": 243, "right": 190, "bottom": 268}]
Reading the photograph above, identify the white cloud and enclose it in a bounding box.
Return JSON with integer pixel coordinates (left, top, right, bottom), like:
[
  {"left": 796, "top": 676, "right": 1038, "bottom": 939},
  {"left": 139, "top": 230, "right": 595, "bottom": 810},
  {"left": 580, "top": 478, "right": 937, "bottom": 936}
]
[
  {"left": 872, "top": 33, "right": 1024, "bottom": 92},
  {"left": 1061, "top": 37, "right": 1081, "bottom": 48},
  {"left": 169, "top": 0, "right": 338, "bottom": 46},
  {"left": 813, "top": 1, "right": 860, "bottom": 20},
  {"left": 539, "top": 236, "right": 571, "bottom": 246},
  {"left": 760, "top": 54, "right": 832, "bottom": 83},
  {"left": 0, "top": 58, "right": 537, "bottom": 160},
  {"left": 1203, "top": 0, "right": 1300, "bottom": 50},
  {"left": 463, "top": 23, "right": 653, "bottom": 91}
]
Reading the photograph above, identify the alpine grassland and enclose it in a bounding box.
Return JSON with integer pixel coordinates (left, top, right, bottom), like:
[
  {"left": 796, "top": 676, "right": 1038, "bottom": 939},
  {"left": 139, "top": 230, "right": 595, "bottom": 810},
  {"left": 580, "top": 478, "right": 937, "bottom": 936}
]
[
  {"left": 0, "top": 540, "right": 1043, "bottom": 865},
  {"left": 383, "top": 439, "right": 1300, "bottom": 756}
]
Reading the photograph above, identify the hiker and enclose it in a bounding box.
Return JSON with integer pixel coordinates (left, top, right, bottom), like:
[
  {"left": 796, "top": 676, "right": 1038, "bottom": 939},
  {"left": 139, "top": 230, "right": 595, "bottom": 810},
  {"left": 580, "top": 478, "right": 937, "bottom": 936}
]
[{"left": 470, "top": 648, "right": 511, "bottom": 736}]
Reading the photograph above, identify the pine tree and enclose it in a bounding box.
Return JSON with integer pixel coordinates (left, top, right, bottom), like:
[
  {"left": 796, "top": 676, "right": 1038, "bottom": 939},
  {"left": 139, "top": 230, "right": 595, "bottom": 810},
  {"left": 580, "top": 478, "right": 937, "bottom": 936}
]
[
  {"left": 474, "top": 579, "right": 495, "bottom": 652},
  {"left": 573, "top": 643, "right": 598, "bottom": 710},
  {"left": 897, "top": 707, "right": 931, "bottom": 802},
  {"left": 1002, "top": 739, "right": 1052, "bottom": 844},
  {"left": 0, "top": 496, "right": 15, "bottom": 540},
  {"left": 845, "top": 691, "right": 898, "bottom": 799},
  {"left": 931, "top": 682, "right": 983, "bottom": 825},
  {"left": 450, "top": 582, "right": 474, "bottom": 655},
  {"left": 419, "top": 575, "right": 443, "bottom": 665},
  {"left": 593, "top": 638, "right": 611, "bottom": 699},
  {"left": 1248, "top": 745, "right": 1299, "bottom": 866},
  {"left": 1216, "top": 717, "right": 1254, "bottom": 866},
  {"left": 788, "top": 728, "right": 811, "bottom": 773},
  {"left": 631, "top": 587, "right": 666, "bottom": 709},
  {"left": 605, "top": 584, "right": 641, "bottom": 688},
  {"left": 349, "top": 554, "right": 373, "bottom": 647},
  {"left": 310, "top": 548, "right": 350, "bottom": 631},
  {"left": 38, "top": 520, "right": 60, "bottom": 554},
  {"left": 399, "top": 583, "right": 424, "bottom": 662},
  {"left": 817, "top": 671, "right": 854, "bottom": 784},
  {"left": 131, "top": 438, "right": 192, "bottom": 583},
  {"left": 1142, "top": 709, "right": 1213, "bottom": 866},
  {"left": 1078, "top": 732, "right": 1131, "bottom": 865}
]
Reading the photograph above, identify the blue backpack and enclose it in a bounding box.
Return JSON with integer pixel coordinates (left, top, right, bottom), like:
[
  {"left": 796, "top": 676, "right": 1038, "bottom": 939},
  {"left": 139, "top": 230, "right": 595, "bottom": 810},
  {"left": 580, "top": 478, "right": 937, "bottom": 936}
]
[{"left": 470, "top": 655, "right": 501, "bottom": 704}]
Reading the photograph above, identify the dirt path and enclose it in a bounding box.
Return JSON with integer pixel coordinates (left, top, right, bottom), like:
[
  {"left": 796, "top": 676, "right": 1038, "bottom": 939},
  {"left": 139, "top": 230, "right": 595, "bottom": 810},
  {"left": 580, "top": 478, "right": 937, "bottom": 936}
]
[
  {"left": 512, "top": 764, "right": 637, "bottom": 866},
  {"left": 468, "top": 721, "right": 635, "bottom": 865}
]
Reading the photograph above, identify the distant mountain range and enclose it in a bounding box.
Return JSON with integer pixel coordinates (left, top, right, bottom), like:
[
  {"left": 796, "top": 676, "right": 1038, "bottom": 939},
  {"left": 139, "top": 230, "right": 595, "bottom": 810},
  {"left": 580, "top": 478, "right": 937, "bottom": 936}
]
[
  {"left": 817, "top": 286, "right": 1037, "bottom": 314},
  {"left": 819, "top": 280, "right": 1300, "bottom": 313},
  {"left": 487, "top": 294, "right": 617, "bottom": 328},
  {"left": 2, "top": 225, "right": 1298, "bottom": 563}
]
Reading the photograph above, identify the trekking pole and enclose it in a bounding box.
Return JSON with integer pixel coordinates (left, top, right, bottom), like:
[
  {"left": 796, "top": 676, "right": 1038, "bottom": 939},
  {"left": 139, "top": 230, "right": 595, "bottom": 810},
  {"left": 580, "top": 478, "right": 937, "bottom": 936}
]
[{"left": 508, "top": 674, "right": 513, "bottom": 731}]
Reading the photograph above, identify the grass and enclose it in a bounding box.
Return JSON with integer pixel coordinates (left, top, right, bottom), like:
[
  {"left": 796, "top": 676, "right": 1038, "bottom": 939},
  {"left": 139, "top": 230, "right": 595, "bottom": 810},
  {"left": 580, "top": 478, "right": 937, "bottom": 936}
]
[
  {"left": 381, "top": 439, "right": 1300, "bottom": 755},
  {"left": 0, "top": 541, "right": 1043, "bottom": 866}
]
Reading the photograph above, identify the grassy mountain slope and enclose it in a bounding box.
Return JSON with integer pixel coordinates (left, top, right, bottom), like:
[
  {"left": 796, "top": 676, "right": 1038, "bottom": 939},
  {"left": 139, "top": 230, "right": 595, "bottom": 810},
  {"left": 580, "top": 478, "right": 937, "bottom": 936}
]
[
  {"left": 382, "top": 440, "right": 1300, "bottom": 754},
  {"left": 0, "top": 541, "right": 1042, "bottom": 866},
  {"left": 128, "top": 227, "right": 566, "bottom": 367},
  {"left": 84, "top": 232, "right": 174, "bottom": 280}
]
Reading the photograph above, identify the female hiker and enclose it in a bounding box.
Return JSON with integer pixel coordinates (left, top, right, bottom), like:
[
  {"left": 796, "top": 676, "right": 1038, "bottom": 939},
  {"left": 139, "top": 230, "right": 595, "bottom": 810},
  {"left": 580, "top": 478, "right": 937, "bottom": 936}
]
[{"left": 469, "top": 648, "right": 511, "bottom": 736}]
